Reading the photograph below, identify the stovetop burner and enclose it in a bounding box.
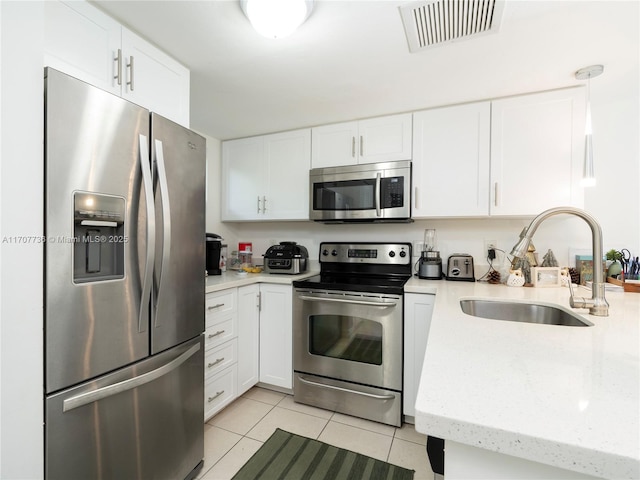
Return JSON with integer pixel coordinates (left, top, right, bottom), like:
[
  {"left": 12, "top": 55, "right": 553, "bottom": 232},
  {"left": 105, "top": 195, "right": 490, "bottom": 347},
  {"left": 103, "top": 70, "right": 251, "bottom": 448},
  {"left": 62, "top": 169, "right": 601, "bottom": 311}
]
[{"left": 293, "top": 242, "right": 412, "bottom": 295}]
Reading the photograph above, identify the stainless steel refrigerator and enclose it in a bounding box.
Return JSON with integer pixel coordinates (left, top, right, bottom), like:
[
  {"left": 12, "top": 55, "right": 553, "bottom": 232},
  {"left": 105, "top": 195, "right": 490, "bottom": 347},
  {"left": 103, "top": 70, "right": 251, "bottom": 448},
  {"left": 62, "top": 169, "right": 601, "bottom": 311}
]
[{"left": 44, "top": 68, "right": 205, "bottom": 480}]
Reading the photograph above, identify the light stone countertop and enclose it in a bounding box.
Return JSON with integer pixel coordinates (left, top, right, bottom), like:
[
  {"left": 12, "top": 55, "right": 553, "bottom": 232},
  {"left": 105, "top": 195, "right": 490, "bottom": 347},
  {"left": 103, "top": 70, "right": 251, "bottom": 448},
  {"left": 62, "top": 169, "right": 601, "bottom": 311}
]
[
  {"left": 205, "top": 270, "right": 319, "bottom": 293},
  {"left": 407, "top": 278, "right": 640, "bottom": 479}
]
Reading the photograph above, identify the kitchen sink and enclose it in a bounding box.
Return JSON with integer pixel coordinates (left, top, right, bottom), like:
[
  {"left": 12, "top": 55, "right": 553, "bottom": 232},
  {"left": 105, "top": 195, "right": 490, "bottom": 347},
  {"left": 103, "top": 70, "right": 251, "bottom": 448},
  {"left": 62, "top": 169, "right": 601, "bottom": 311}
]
[{"left": 460, "top": 299, "right": 593, "bottom": 327}]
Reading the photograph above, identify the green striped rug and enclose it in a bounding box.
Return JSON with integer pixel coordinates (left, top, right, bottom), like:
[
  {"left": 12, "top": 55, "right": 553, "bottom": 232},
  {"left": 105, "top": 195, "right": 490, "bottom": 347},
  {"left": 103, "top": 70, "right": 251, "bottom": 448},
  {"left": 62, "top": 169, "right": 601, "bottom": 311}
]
[{"left": 232, "top": 428, "right": 415, "bottom": 480}]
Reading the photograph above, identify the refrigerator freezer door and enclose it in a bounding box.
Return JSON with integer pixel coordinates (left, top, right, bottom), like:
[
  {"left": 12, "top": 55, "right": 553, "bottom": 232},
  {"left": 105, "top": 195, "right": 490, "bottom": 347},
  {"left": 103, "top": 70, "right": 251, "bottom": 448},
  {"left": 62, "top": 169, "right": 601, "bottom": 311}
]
[
  {"left": 45, "top": 335, "right": 204, "bottom": 480},
  {"left": 44, "top": 68, "right": 151, "bottom": 393},
  {"left": 150, "top": 113, "right": 205, "bottom": 354}
]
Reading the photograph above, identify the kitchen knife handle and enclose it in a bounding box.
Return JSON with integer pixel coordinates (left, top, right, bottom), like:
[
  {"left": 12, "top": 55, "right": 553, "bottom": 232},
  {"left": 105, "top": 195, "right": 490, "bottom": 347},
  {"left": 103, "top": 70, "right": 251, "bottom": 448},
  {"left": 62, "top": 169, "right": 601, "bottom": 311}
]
[
  {"left": 154, "top": 139, "right": 172, "bottom": 328},
  {"left": 127, "top": 55, "right": 134, "bottom": 91},
  {"left": 138, "top": 134, "right": 154, "bottom": 333},
  {"left": 114, "top": 49, "right": 122, "bottom": 86}
]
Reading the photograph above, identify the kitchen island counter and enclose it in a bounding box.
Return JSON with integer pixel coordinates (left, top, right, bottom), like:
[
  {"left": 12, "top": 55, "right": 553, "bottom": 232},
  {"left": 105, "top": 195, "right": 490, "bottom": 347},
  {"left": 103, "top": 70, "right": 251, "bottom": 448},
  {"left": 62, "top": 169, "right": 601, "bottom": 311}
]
[
  {"left": 206, "top": 270, "right": 318, "bottom": 293},
  {"left": 406, "top": 278, "right": 640, "bottom": 479}
]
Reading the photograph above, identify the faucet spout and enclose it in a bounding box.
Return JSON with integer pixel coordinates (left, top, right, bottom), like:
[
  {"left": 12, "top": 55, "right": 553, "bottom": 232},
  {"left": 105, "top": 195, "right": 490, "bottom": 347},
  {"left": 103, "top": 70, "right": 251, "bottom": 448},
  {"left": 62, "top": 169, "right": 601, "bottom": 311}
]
[{"left": 509, "top": 207, "right": 608, "bottom": 316}]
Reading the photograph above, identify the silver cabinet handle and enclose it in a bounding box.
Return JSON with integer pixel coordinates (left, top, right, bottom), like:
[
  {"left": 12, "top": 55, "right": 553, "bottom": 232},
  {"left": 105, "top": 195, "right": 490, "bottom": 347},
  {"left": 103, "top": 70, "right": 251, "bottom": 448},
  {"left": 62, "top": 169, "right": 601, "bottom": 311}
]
[
  {"left": 494, "top": 182, "right": 499, "bottom": 207},
  {"left": 208, "top": 390, "right": 225, "bottom": 402},
  {"left": 298, "top": 376, "right": 395, "bottom": 400},
  {"left": 154, "top": 139, "right": 171, "bottom": 328},
  {"left": 257, "top": 196, "right": 261, "bottom": 214},
  {"left": 262, "top": 196, "right": 267, "bottom": 214},
  {"left": 138, "top": 134, "right": 154, "bottom": 333},
  {"left": 63, "top": 343, "right": 200, "bottom": 412},
  {"left": 414, "top": 186, "right": 419, "bottom": 210},
  {"left": 360, "top": 135, "right": 364, "bottom": 156},
  {"left": 208, "top": 330, "right": 225, "bottom": 339},
  {"left": 297, "top": 295, "right": 397, "bottom": 308},
  {"left": 114, "top": 49, "right": 122, "bottom": 86},
  {"left": 127, "top": 55, "right": 134, "bottom": 91},
  {"left": 207, "top": 358, "right": 225, "bottom": 368},
  {"left": 351, "top": 136, "right": 356, "bottom": 157},
  {"left": 207, "top": 303, "right": 225, "bottom": 310},
  {"left": 375, "top": 172, "right": 381, "bottom": 217}
]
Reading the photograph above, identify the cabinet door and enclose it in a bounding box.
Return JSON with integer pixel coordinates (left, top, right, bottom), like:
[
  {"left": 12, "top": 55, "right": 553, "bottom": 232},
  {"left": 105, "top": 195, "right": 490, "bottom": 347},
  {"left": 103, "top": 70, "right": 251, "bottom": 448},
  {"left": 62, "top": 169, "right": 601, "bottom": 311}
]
[
  {"left": 237, "top": 285, "right": 260, "bottom": 396},
  {"left": 121, "top": 28, "right": 190, "bottom": 127},
  {"left": 259, "top": 284, "right": 293, "bottom": 389},
  {"left": 413, "top": 103, "right": 490, "bottom": 217},
  {"left": 311, "top": 121, "right": 359, "bottom": 168},
  {"left": 358, "top": 113, "right": 412, "bottom": 164},
  {"left": 44, "top": 0, "right": 121, "bottom": 95},
  {"left": 221, "top": 137, "right": 266, "bottom": 221},
  {"left": 264, "top": 129, "right": 311, "bottom": 220},
  {"left": 490, "top": 88, "right": 585, "bottom": 216},
  {"left": 403, "top": 293, "right": 435, "bottom": 418}
]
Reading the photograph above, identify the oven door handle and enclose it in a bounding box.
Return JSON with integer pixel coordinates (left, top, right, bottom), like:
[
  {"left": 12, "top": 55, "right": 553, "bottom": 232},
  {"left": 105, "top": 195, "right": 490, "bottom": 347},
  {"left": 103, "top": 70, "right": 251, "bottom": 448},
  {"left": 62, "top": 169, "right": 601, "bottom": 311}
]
[
  {"left": 296, "top": 295, "right": 398, "bottom": 307},
  {"left": 298, "top": 376, "right": 396, "bottom": 400}
]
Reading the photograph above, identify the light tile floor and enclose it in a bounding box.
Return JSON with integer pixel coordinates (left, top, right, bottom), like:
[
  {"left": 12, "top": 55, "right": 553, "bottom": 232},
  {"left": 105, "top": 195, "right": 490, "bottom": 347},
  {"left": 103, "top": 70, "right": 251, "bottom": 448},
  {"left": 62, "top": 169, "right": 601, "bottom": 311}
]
[{"left": 196, "top": 386, "right": 435, "bottom": 480}]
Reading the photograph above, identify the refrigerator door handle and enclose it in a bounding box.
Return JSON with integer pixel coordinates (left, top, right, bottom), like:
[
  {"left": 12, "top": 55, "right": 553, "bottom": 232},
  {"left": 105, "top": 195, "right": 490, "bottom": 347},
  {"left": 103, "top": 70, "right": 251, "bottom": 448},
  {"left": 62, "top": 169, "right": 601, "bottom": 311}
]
[
  {"left": 154, "top": 139, "right": 171, "bottom": 328},
  {"left": 139, "top": 134, "right": 155, "bottom": 333},
  {"left": 62, "top": 342, "right": 200, "bottom": 413}
]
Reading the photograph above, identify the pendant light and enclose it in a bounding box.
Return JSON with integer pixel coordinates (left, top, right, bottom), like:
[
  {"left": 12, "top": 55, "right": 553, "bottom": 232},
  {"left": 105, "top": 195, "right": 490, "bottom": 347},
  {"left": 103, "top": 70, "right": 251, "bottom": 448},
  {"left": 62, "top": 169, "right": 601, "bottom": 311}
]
[
  {"left": 575, "top": 65, "right": 604, "bottom": 187},
  {"left": 241, "top": 0, "right": 314, "bottom": 39}
]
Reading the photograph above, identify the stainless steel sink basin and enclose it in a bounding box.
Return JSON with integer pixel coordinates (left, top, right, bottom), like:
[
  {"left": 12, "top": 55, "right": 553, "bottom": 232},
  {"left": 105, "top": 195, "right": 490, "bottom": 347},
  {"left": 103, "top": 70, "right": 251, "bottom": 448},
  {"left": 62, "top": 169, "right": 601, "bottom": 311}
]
[{"left": 460, "top": 299, "right": 593, "bottom": 327}]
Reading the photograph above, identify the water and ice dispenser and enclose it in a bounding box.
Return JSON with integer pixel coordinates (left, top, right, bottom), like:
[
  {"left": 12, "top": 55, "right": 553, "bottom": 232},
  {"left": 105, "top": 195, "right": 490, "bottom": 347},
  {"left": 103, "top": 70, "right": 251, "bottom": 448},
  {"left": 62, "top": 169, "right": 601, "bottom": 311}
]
[{"left": 73, "top": 192, "right": 125, "bottom": 283}]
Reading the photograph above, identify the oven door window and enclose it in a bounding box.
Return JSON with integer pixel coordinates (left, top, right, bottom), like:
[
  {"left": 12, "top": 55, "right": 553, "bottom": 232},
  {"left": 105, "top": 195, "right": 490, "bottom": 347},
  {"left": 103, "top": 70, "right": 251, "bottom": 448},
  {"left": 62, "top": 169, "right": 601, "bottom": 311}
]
[
  {"left": 309, "top": 314, "right": 382, "bottom": 365},
  {"left": 312, "top": 180, "right": 376, "bottom": 211}
]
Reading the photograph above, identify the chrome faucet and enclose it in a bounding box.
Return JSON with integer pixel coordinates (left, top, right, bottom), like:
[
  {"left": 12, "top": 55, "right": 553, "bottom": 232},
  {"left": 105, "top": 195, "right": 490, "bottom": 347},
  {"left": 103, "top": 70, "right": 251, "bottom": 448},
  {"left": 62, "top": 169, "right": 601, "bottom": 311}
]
[{"left": 510, "top": 207, "right": 609, "bottom": 316}]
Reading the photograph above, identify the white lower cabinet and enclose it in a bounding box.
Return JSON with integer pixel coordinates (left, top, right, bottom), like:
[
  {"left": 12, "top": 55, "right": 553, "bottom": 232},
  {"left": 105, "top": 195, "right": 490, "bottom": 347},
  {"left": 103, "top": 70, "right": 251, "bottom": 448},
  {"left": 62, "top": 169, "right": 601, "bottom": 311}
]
[
  {"left": 204, "top": 283, "right": 293, "bottom": 419},
  {"left": 259, "top": 284, "right": 293, "bottom": 389},
  {"left": 403, "top": 293, "right": 435, "bottom": 419},
  {"left": 237, "top": 284, "right": 260, "bottom": 396}
]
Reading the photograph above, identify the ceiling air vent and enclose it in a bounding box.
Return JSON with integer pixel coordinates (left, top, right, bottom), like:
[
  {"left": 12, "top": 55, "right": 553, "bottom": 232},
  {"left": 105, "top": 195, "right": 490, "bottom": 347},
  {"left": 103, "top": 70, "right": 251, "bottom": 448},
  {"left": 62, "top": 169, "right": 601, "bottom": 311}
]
[{"left": 399, "top": 0, "right": 505, "bottom": 53}]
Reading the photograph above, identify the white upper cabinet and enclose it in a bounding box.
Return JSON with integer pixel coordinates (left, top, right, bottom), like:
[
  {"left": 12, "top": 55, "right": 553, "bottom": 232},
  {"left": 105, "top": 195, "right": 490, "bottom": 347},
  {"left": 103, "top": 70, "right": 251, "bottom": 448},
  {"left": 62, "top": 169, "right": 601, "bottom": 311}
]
[
  {"left": 413, "top": 102, "right": 491, "bottom": 217},
  {"left": 221, "top": 129, "right": 311, "bottom": 221},
  {"left": 490, "top": 88, "right": 585, "bottom": 216},
  {"left": 44, "top": 0, "right": 190, "bottom": 126},
  {"left": 311, "top": 113, "right": 412, "bottom": 168}
]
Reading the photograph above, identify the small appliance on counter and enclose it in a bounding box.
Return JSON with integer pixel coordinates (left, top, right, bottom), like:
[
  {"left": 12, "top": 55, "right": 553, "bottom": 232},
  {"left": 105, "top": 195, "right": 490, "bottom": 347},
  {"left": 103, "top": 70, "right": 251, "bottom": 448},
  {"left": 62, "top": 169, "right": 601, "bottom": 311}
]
[
  {"left": 418, "top": 229, "right": 442, "bottom": 280},
  {"left": 206, "top": 233, "right": 223, "bottom": 275},
  {"left": 264, "top": 242, "right": 309, "bottom": 274},
  {"left": 446, "top": 254, "right": 475, "bottom": 281}
]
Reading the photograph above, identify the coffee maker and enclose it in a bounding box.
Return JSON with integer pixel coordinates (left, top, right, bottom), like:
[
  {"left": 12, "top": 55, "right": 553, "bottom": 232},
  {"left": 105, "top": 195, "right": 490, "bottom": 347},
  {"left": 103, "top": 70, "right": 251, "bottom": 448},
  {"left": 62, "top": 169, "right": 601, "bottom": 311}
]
[
  {"left": 206, "top": 233, "right": 222, "bottom": 275},
  {"left": 418, "top": 229, "right": 443, "bottom": 280}
]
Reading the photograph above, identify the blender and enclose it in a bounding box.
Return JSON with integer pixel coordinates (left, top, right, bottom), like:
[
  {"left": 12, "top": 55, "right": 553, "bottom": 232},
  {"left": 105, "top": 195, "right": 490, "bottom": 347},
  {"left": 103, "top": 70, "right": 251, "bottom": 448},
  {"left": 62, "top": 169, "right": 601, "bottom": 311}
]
[{"left": 418, "top": 229, "right": 443, "bottom": 279}]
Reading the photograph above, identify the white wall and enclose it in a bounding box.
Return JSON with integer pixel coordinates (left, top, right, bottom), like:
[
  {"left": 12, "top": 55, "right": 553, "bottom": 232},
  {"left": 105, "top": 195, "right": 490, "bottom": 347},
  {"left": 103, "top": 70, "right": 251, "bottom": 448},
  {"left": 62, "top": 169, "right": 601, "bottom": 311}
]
[{"left": 0, "top": 1, "right": 45, "bottom": 478}]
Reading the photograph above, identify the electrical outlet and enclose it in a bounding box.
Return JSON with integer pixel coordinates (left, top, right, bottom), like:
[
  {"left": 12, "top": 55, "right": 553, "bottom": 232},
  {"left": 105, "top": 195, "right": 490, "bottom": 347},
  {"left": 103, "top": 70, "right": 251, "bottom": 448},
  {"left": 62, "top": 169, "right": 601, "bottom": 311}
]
[
  {"left": 413, "top": 241, "right": 425, "bottom": 255},
  {"left": 484, "top": 239, "right": 497, "bottom": 252}
]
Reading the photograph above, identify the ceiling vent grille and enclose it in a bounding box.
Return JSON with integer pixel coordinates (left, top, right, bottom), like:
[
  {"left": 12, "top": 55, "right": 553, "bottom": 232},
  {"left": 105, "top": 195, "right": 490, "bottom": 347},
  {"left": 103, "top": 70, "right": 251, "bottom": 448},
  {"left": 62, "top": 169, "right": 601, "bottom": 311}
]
[{"left": 399, "top": 0, "right": 505, "bottom": 52}]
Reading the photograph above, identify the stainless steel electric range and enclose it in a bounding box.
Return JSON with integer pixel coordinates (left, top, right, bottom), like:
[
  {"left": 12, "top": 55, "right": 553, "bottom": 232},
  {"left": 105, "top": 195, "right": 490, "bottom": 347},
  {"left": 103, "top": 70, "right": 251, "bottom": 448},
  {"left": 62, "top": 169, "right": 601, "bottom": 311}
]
[{"left": 292, "top": 242, "right": 412, "bottom": 426}]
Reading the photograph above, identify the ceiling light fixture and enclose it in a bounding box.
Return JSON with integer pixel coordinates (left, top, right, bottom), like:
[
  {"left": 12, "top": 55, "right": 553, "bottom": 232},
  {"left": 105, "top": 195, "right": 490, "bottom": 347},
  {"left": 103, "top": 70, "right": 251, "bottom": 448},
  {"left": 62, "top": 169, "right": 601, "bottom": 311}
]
[
  {"left": 240, "top": 0, "right": 314, "bottom": 39},
  {"left": 575, "top": 64, "right": 604, "bottom": 187}
]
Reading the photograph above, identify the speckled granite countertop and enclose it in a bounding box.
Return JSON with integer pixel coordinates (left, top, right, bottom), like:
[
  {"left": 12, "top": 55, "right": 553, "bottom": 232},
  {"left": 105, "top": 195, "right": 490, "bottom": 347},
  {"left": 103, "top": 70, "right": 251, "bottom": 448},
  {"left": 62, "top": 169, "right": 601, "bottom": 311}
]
[{"left": 407, "top": 279, "right": 640, "bottom": 479}]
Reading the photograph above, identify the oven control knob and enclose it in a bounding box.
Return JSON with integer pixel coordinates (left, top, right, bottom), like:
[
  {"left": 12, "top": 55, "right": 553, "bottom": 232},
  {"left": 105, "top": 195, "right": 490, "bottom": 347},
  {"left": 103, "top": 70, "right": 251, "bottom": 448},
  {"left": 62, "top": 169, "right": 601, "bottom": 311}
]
[
  {"left": 399, "top": 250, "right": 407, "bottom": 258},
  {"left": 322, "top": 249, "right": 329, "bottom": 256},
  {"left": 389, "top": 250, "right": 396, "bottom": 257},
  {"left": 331, "top": 250, "right": 338, "bottom": 256}
]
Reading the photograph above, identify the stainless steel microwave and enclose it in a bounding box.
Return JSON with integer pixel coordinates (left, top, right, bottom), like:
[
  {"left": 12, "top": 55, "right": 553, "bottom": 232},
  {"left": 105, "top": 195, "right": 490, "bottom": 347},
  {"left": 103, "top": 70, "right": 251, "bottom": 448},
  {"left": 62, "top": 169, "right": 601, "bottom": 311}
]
[{"left": 309, "top": 160, "right": 412, "bottom": 222}]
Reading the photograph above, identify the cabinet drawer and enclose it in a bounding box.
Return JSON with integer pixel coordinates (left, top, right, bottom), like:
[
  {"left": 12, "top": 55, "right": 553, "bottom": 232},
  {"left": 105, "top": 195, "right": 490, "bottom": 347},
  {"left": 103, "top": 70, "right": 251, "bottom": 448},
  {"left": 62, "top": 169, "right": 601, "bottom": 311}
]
[
  {"left": 205, "top": 317, "right": 236, "bottom": 350},
  {"left": 205, "top": 339, "right": 237, "bottom": 379},
  {"left": 204, "top": 367, "right": 237, "bottom": 421},
  {"left": 206, "top": 289, "right": 237, "bottom": 320}
]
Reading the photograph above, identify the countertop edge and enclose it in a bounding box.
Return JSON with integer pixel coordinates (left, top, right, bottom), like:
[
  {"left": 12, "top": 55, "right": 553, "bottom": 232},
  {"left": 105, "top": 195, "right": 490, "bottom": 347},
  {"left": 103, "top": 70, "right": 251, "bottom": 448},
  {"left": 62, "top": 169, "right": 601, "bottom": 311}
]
[{"left": 205, "top": 270, "right": 318, "bottom": 293}]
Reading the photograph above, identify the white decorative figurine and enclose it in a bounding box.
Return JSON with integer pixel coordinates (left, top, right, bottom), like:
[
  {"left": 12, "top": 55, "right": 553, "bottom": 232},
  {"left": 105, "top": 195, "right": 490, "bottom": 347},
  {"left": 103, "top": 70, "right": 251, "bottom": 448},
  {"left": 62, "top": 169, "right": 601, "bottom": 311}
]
[
  {"left": 560, "top": 267, "right": 571, "bottom": 286},
  {"left": 507, "top": 268, "right": 525, "bottom": 287}
]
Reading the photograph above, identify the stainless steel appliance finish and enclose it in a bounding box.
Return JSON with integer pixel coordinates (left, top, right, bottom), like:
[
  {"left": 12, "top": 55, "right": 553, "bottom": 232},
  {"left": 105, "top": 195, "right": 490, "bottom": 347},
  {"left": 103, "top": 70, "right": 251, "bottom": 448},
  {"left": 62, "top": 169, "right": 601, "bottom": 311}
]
[
  {"left": 309, "top": 161, "right": 412, "bottom": 222},
  {"left": 446, "top": 254, "right": 475, "bottom": 281},
  {"left": 292, "top": 242, "right": 412, "bottom": 427},
  {"left": 263, "top": 241, "right": 309, "bottom": 274},
  {"left": 44, "top": 68, "right": 205, "bottom": 480},
  {"left": 460, "top": 299, "right": 593, "bottom": 327}
]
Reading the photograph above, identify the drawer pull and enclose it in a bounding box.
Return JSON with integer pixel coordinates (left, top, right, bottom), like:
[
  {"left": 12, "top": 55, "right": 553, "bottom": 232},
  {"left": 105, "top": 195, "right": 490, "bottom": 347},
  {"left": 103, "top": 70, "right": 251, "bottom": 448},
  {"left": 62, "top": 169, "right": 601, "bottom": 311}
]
[
  {"left": 207, "top": 303, "right": 225, "bottom": 310},
  {"left": 208, "top": 330, "right": 225, "bottom": 339},
  {"left": 207, "top": 390, "right": 225, "bottom": 402},
  {"left": 207, "top": 358, "right": 225, "bottom": 368}
]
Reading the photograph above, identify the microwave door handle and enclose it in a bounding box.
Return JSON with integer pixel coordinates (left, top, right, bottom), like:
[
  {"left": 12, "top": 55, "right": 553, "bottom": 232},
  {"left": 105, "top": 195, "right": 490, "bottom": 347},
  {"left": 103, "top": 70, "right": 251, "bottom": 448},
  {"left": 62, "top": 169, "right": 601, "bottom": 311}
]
[{"left": 375, "top": 172, "right": 381, "bottom": 217}]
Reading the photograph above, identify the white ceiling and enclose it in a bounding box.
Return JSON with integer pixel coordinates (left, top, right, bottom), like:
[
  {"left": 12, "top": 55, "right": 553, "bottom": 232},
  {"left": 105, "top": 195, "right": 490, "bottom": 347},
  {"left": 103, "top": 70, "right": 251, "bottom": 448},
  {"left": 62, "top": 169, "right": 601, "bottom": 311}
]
[{"left": 90, "top": 0, "right": 638, "bottom": 140}]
